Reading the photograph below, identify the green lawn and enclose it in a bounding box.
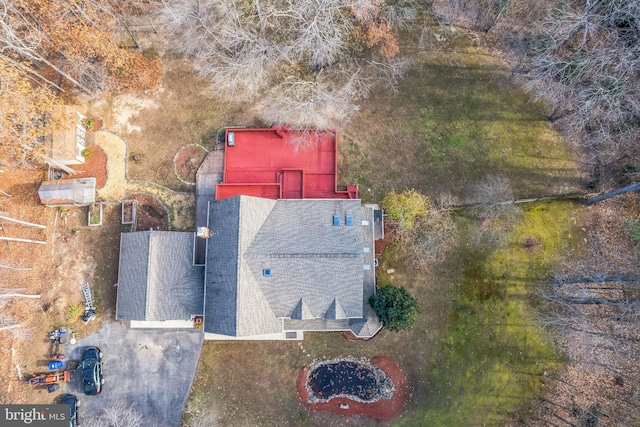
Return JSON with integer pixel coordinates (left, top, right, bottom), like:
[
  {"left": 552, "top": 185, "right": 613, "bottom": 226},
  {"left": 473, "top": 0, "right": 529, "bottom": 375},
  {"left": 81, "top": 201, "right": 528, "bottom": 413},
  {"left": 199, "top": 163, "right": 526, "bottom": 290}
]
[
  {"left": 340, "top": 46, "right": 581, "bottom": 203},
  {"left": 399, "top": 201, "right": 584, "bottom": 426}
]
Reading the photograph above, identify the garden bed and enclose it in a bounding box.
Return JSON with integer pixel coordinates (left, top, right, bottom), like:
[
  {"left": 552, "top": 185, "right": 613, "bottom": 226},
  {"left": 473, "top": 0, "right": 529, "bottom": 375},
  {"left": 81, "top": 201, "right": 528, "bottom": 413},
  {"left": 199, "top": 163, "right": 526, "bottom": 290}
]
[
  {"left": 127, "top": 193, "right": 170, "bottom": 231},
  {"left": 307, "top": 359, "right": 393, "bottom": 402},
  {"left": 88, "top": 203, "right": 102, "bottom": 227},
  {"left": 121, "top": 200, "right": 136, "bottom": 225},
  {"left": 69, "top": 145, "right": 108, "bottom": 189}
]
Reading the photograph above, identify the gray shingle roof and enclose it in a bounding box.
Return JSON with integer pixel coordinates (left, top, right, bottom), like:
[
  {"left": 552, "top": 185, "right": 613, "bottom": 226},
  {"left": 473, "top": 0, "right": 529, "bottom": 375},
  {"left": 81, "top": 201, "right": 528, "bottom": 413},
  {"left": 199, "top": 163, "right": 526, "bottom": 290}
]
[
  {"left": 116, "top": 231, "right": 204, "bottom": 321},
  {"left": 282, "top": 205, "right": 382, "bottom": 338},
  {"left": 204, "top": 196, "right": 281, "bottom": 336},
  {"left": 116, "top": 232, "right": 149, "bottom": 320},
  {"left": 38, "top": 178, "right": 96, "bottom": 206},
  {"left": 204, "top": 196, "right": 377, "bottom": 337}
]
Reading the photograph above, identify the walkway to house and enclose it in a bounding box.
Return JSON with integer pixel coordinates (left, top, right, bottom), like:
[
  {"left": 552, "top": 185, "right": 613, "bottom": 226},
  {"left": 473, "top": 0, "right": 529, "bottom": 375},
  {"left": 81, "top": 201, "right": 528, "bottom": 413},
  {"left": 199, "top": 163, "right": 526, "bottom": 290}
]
[
  {"left": 194, "top": 148, "right": 224, "bottom": 264},
  {"left": 93, "top": 131, "right": 195, "bottom": 230}
]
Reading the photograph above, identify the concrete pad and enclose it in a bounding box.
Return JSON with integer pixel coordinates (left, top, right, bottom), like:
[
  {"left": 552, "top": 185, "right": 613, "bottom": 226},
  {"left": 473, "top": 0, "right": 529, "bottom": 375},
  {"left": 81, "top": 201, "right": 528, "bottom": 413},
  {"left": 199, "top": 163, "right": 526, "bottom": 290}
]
[{"left": 63, "top": 321, "right": 203, "bottom": 426}]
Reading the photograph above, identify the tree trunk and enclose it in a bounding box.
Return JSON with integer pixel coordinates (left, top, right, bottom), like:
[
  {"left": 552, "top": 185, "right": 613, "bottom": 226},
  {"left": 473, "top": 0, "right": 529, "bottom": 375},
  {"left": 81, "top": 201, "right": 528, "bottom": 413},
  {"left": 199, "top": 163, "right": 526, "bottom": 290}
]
[
  {"left": 0, "top": 293, "right": 41, "bottom": 299},
  {"left": 0, "top": 237, "right": 46, "bottom": 244},
  {"left": 442, "top": 192, "right": 591, "bottom": 212},
  {"left": 0, "top": 264, "right": 32, "bottom": 271},
  {"left": 554, "top": 275, "right": 640, "bottom": 285},
  {"left": 0, "top": 215, "right": 47, "bottom": 229},
  {"left": 586, "top": 182, "right": 640, "bottom": 205},
  {"left": 556, "top": 297, "right": 640, "bottom": 305}
]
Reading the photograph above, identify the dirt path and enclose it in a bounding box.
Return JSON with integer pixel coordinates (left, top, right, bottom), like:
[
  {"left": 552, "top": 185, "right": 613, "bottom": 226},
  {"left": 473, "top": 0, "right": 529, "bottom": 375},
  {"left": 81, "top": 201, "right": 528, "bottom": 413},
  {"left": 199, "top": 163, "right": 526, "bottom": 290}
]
[{"left": 94, "top": 131, "right": 195, "bottom": 230}]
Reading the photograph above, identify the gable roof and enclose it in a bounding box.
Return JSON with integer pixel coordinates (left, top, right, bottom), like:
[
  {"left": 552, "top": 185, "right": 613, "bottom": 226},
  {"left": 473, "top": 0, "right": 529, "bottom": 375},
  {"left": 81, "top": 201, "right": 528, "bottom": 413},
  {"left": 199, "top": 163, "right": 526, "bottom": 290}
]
[
  {"left": 38, "top": 178, "right": 96, "bottom": 206},
  {"left": 204, "top": 196, "right": 282, "bottom": 336},
  {"left": 116, "top": 231, "right": 204, "bottom": 321},
  {"left": 49, "top": 106, "right": 86, "bottom": 164},
  {"left": 204, "top": 196, "right": 367, "bottom": 337}
]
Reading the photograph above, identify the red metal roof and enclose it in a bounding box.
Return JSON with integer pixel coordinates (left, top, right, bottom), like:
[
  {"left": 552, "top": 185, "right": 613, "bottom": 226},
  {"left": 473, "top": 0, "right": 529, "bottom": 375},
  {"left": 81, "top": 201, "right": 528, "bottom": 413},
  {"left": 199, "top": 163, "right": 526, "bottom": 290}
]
[{"left": 216, "top": 127, "right": 358, "bottom": 200}]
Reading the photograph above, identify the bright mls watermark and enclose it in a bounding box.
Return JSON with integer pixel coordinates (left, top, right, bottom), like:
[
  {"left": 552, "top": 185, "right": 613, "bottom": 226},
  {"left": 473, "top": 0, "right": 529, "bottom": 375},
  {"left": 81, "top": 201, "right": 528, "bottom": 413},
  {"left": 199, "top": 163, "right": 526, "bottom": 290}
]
[{"left": 0, "top": 405, "right": 67, "bottom": 426}]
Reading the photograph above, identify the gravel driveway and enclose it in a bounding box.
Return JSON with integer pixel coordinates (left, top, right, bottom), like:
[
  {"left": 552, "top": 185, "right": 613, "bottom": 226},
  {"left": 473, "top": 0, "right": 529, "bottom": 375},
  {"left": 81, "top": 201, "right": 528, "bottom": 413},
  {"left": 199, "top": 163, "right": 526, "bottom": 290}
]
[{"left": 63, "top": 321, "right": 203, "bottom": 426}]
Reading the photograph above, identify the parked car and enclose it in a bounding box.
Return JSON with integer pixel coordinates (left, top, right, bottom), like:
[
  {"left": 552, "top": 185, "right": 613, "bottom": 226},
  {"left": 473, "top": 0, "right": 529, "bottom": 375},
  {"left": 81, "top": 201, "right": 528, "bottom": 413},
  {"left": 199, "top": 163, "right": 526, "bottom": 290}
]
[
  {"left": 60, "top": 394, "right": 78, "bottom": 427},
  {"left": 81, "top": 346, "right": 103, "bottom": 395}
]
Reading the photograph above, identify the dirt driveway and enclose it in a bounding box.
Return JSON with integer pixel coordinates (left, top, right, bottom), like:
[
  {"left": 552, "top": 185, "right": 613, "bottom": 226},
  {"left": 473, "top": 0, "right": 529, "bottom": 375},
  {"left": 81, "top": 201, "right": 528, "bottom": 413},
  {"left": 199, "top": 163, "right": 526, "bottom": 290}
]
[{"left": 63, "top": 322, "right": 203, "bottom": 426}]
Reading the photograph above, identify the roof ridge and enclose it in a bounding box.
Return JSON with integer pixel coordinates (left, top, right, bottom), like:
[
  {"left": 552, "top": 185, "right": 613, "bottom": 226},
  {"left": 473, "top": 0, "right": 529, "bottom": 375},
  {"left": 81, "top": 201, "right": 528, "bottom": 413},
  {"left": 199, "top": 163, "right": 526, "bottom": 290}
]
[
  {"left": 144, "top": 230, "right": 152, "bottom": 319},
  {"left": 247, "top": 253, "right": 360, "bottom": 259},
  {"left": 234, "top": 197, "right": 243, "bottom": 332},
  {"left": 292, "top": 298, "right": 315, "bottom": 320},
  {"left": 325, "top": 297, "right": 348, "bottom": 320}
]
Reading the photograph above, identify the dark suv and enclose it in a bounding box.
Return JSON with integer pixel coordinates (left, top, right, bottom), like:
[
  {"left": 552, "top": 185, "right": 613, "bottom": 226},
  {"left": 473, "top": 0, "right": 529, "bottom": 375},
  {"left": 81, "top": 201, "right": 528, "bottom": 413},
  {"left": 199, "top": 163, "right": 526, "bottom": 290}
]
[
  {"left": 60, "top": 394, "right": 78, "bottom": 427},
  {"left": 81, "top": 346, "right": 104, "bottom": 395}
]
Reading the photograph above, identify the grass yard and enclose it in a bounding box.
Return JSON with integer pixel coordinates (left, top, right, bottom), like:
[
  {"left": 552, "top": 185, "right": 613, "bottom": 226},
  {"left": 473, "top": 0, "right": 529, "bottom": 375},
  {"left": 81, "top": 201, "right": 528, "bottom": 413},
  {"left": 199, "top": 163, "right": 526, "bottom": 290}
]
[
  {"left": 185, "top": 38, "right": 584, "bottom": 426},
  {"left": 188, "top": 258, "right": 448, "bottom": 426},
  {"left": 90, "top": 60, "right": 233, "bottom": 191},
  {"left": 340, "top": 45, "right": 582, "bottom": 204},
  {"left": 399, "top": 201, "right": 585, "bottom": 426}
]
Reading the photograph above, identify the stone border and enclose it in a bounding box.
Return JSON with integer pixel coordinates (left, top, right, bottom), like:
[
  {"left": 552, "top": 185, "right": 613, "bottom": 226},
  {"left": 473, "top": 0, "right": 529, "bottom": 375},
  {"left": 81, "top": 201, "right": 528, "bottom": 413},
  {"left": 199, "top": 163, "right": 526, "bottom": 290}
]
[
  {"left": 172, "top": 144, "right": 209, "bottom": 186},
  {"left": 304, "top": 357, "right": 394, "bottom": 404},
  {"left": 297, "top": 355, "right": 410, "bottom": 421}
]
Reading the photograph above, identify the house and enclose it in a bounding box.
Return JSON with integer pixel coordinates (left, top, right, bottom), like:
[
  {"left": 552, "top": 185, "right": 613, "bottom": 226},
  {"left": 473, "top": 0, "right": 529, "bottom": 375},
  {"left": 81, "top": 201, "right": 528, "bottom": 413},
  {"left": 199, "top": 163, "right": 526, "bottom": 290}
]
[
  {"left": 203, "top": 196, "right": 380, "bottom": 340},
  {"left": 115, "top": 127, "right": 382, "bottom": 340},
  {"left": 37, "top": 177, "right": 96, "bottom": 206}
]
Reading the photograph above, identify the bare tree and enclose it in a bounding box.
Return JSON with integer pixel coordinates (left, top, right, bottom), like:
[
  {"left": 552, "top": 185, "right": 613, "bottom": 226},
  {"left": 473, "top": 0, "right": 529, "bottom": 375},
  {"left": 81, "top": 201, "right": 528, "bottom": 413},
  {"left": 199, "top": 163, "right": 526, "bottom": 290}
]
[
  {"left": 181, "top": 395, "right": 219, "bottom": 427},
  {"left": 161, "top": 0, "right": 415, "bottom": 127},
  {"left": 402, "top": 208, "right": 457, "bottom": 269},
  {"left": 522, "top": 0, "right": 640, "bottom": 185},
  {"left": 0, "top": 312, "right": 21, "bottom": 333},
  {"left": 530, "top": 197, "right": 640, "bottom": 426},
  {"left": 0, "top": 301, "right": 32, "bottom": 339},
  {"left": 382, "top": 189, "right": 457, "bottom": 269},
  {"left": 433, "top": 0, "right": 511, "bottom": 32},
  {"left": 469, "top": 176, "right": 520, "bottom": 248},
  {"left": 432, "top": 0, "right": 640, "bottom": 188},
  {"left": 82, "top": 403, "right": 146, "bottom": 427}
]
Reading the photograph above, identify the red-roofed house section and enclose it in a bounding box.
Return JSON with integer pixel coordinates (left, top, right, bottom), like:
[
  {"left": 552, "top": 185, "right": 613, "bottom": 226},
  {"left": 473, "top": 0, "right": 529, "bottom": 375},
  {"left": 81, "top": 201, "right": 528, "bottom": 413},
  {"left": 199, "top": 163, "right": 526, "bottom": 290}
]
[{"left": 215, "top": 127, "right": 358, "bottom": 200}]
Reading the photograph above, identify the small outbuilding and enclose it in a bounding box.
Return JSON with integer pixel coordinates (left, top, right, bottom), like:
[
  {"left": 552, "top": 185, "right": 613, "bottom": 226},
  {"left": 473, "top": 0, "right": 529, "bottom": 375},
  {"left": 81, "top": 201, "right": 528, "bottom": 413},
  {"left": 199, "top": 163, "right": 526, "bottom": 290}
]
[
  {"left": 48, "top": 106, "right": 87, "bottom": 167},
  {"left": 37, "top": 177, "right": 96, "bottom": 206}
]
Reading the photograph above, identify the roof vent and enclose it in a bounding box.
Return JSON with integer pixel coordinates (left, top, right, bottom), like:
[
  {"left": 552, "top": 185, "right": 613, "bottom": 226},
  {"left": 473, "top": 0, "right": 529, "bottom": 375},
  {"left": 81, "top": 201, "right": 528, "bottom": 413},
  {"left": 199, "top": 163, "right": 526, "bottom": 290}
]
[
  {"left": 227, "top": 132, "right": 235, "bottom": 146},
  {"left": 263, "top": 268, "right": 271, "bottom": 277}
]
